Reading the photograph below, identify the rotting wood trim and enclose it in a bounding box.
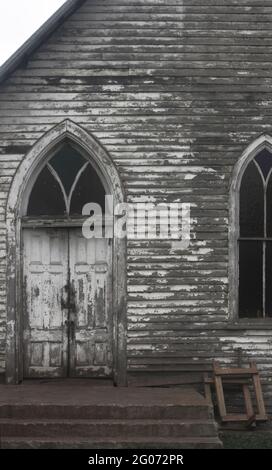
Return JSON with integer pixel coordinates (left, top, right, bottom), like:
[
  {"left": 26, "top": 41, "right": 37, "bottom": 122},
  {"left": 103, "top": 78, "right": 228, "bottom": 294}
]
[
  {"left": 5, "top": 119, "right": 127, "bottom": 386},
  {"left": 21, "top": 216, "right": 113, "bottom": 228}
]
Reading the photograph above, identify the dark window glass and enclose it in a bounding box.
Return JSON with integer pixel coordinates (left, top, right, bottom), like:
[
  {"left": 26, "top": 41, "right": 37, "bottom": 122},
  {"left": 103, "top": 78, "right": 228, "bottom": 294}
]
[
  {"left": 239, "top": 161, "right": 264, "bottom": 237},
  {"left": 265, "top": 242, "right": 272, "bottom": 317},
  {"left": 27, "top": 166, "right": 66, "bottom": 216},
  {"left": 239, "top": 241, "right": 263, "bottom": 318},
  {"left": 255, "top": 149, "right": 272, "bottom": 181},
  {"left": 267, "top": 173, "right": 272, "bottom": 237},
  {"left": 70, "top": 164, "right": 105, "bottom": 215},
  {"left": 49, "top": 144, "right": 86, "bottom": 194}
]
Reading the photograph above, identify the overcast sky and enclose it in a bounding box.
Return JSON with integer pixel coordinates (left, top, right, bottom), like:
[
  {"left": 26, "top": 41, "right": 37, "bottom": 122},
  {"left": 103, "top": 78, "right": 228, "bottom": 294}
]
[{"left": 0, "top": 1, "right": 67, "bottom": 66}]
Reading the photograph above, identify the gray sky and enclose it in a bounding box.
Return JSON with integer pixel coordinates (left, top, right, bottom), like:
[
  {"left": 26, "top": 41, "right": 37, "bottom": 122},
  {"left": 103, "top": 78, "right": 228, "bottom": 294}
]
[{"left": 0, "top": 1, "right": 67, "bottom": 66}]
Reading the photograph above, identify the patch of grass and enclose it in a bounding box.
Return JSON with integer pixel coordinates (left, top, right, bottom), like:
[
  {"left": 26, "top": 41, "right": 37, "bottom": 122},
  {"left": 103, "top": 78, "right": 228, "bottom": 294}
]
[{"left": 220, "top": 431, "right": 272, "bottom": 449}]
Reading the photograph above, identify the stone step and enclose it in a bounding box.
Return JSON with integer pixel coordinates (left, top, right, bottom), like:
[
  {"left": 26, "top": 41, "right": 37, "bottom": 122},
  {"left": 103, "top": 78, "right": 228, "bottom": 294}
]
[
  {"left": 0, "top": 436, "right": 223, "bottom": 449},
  {"left": 0, "top": 403, "right": 212, "bottom": 420},
  {"left": 0, "top": 418, "right": 218, "bottom": 439}
]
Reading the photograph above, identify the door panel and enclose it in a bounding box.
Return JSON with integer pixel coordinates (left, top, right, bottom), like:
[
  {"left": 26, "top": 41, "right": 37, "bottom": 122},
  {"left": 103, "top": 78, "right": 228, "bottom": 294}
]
[
  {"left": 69, "top": 229, "right": 113, "bottom": 377},
  {"left": 23, "top": 229, "right": 69, "bottom": 378}
]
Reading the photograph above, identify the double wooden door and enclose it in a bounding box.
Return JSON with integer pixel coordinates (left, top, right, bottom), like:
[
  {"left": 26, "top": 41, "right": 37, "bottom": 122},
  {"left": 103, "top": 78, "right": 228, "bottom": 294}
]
[{"left": 22, "top": 228, "right": 112, "bottom": 378}]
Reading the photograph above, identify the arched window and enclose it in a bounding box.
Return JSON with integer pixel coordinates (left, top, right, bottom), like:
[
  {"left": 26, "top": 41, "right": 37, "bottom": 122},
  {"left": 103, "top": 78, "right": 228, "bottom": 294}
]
[
  {"left": 27, "top": 143, "right": 106, "bottom": 216},
  {"left": 239, "top": 148, "right": 272, "bottom": 318}
]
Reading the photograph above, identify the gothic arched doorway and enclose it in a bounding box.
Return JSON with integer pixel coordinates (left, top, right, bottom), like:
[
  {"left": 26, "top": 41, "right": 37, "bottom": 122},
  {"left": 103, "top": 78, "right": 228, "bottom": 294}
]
[{"left": 6, "top": 120, "right": 127, "bottom": 385}]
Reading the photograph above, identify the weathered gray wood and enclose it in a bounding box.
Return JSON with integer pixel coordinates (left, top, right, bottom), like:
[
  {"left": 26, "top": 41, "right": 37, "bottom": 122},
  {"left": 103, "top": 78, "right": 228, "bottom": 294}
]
[
  {"left": 0, "top": 0, "right": 272, "bottom": 404},
  {"left": 23, "top": 227, "right": 113, "bottom": 379},
  {"left": 69, "top": 229, "right": 113, "bottom": 378},
  {"left": 23, "top": 229, "right": 69, "bottom": 378}
]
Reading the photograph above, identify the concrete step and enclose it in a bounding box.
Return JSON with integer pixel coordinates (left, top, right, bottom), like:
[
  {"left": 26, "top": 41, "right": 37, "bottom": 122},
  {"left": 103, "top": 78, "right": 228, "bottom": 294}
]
[
  {"left": 0, "top": 436, "right": 223, "bottom": 449},
  {"left": 0, "top": 403, "right": 212, "bottom": 420},
  {"left": 0, "top": 418, "right": 218, "bottom": 439},
  {"left": 0, "top": 386, "right": 222, "bottom": 449}
]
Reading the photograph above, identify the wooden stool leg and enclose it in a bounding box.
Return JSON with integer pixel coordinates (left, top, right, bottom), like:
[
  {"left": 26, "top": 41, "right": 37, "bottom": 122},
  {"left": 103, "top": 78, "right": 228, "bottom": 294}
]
[
  {"left": 214, "top": 375, "right": 227, "bottom": 420},
  {"left": 242, "top": 384, "right": 255, "bottom": 420},
  {"left": 250, "top": 362, "right": 267, "bottom": 419},
  {"left": 204, "top": 373, "right": 212, "bottom": 404}
]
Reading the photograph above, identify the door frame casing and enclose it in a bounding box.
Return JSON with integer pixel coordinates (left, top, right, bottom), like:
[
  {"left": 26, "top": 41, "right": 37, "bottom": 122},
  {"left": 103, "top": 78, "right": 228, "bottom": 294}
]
[{"left": 6, "top": 120, "right": 127, "bottom": 385}]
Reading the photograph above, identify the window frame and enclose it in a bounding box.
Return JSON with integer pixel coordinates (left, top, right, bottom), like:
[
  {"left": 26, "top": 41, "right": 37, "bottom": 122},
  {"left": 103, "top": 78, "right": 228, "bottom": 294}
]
[
  {"left": 229, "top": 135, "right": 272, "bottom": 324},
  {"left": 23, "top": 141, "right": 107, "bottom": 218}
]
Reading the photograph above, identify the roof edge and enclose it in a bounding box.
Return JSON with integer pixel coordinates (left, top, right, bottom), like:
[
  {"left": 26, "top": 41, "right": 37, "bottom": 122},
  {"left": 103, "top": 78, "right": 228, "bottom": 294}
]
[{"left": 0, "top": 0, "right": 87, "bottom": 84}]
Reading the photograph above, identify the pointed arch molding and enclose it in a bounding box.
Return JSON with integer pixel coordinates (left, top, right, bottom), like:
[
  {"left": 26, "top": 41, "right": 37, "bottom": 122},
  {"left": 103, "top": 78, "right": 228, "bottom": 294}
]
[
  {"left": 229, "top": 134, "right": 272, "bottom": 321},
  {"left": 6, "top": 120, "right": 127, "bottom": 385}
]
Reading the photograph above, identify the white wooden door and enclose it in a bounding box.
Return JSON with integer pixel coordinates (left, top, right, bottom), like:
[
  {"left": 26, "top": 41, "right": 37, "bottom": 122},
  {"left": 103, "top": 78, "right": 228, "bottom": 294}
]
[
  {"left": 69, "top": 229, "right": 113, "bottom": 377},
  {"left": 23, "top": 229, "right": 69, "bottom": 378},
  {"left": 23, "top": 228, "right": 113, "bottom": 378}
]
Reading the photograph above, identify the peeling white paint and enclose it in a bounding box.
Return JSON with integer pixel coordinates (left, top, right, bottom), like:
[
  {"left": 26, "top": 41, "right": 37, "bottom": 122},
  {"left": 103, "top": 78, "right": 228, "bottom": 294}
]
[
  {"left": 184, "top": 174, "right": 197, "bottom": 180},
  {"left": 102, "top": 85, "right": 124, "bottom": 92}
]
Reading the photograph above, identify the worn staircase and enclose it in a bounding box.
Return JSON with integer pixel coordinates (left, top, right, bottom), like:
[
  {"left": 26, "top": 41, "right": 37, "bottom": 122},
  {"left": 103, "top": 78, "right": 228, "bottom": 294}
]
[{"left": 0, "top": 384, "right": 222, "bottom": 449}]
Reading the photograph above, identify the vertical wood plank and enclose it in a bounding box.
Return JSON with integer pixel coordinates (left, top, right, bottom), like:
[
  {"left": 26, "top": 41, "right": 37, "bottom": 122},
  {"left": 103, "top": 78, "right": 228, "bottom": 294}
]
[
  {"left": 242, "top": 384, "right": 254, "bottom": 419},
  {"left": 250, "top": 361, "right": 267, "bottom": 418}
]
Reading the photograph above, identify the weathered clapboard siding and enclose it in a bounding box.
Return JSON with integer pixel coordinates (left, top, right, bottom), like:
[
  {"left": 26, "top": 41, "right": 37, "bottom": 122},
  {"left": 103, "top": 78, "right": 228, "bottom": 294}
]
[{"left": 0, "top": 0, "right": 272, "bottom": 402}]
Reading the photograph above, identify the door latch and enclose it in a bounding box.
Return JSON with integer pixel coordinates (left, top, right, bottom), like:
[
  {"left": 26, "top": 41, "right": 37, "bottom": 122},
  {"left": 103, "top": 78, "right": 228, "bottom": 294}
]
[
  {"left": 61, "top": 282, "right": 76, "bottom": 312},
  {"left": 65, "top": 319, "right": 75, "bottom": 339},
  {"left": 61, "top": 284, "right": 69, "bottom": 310}
]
